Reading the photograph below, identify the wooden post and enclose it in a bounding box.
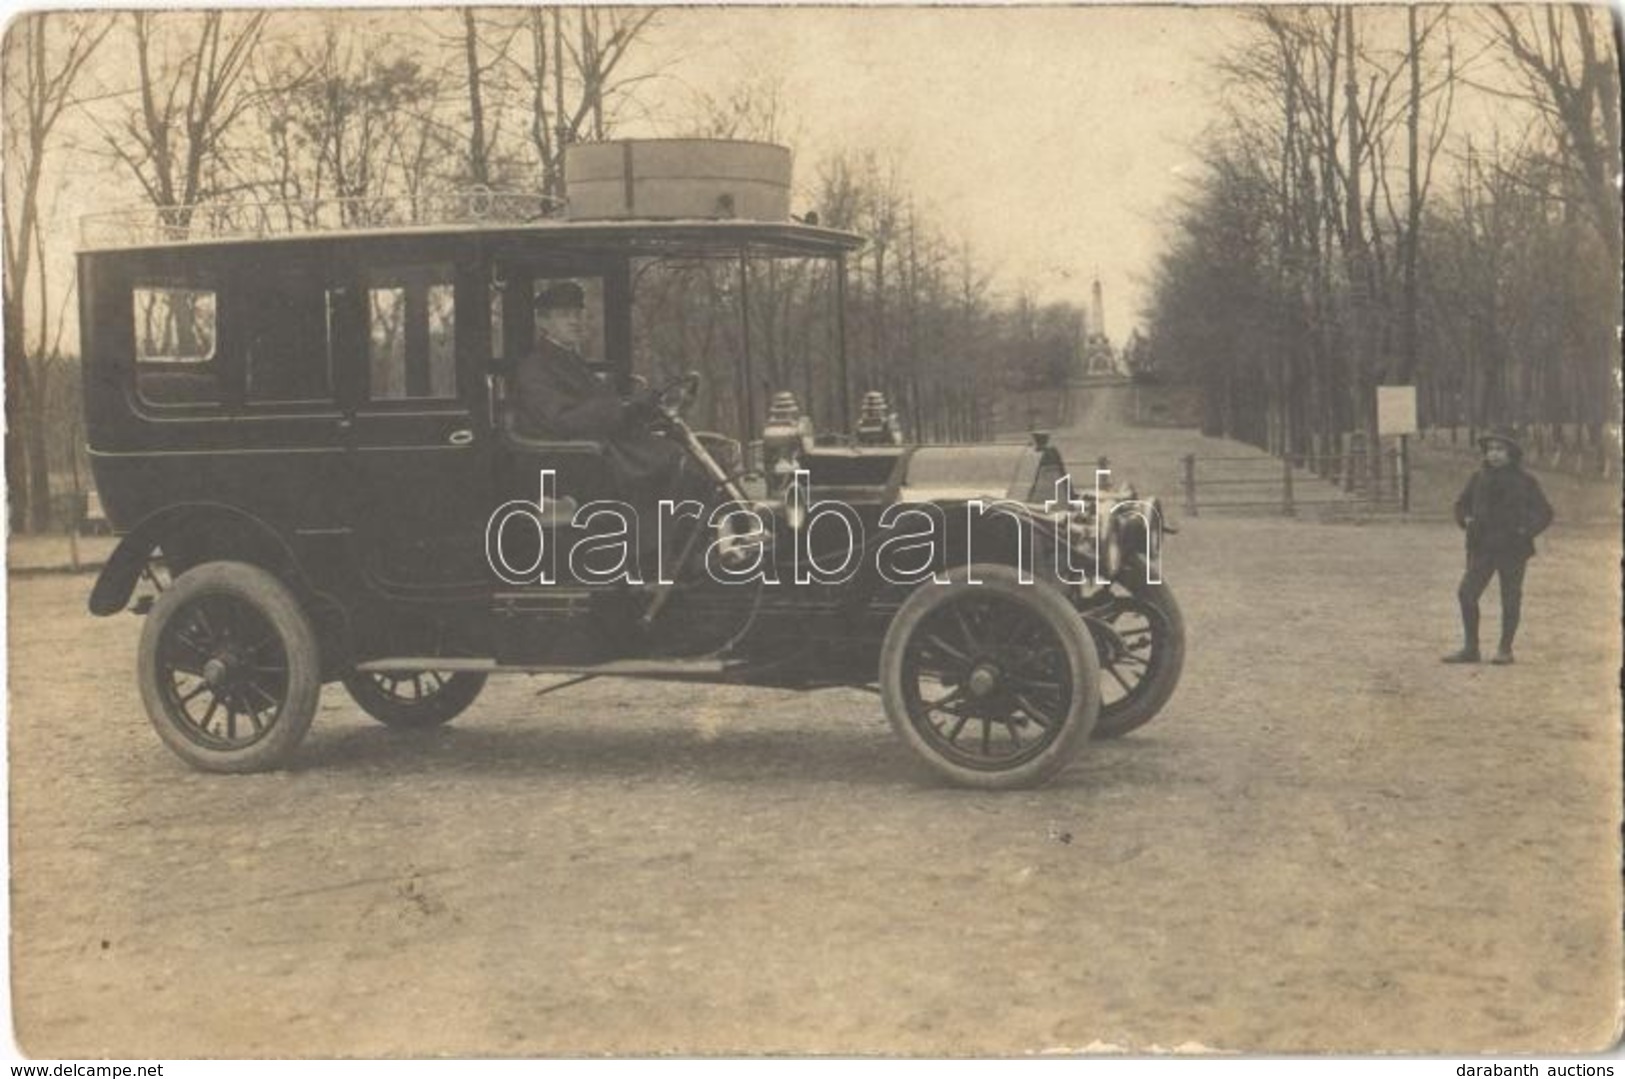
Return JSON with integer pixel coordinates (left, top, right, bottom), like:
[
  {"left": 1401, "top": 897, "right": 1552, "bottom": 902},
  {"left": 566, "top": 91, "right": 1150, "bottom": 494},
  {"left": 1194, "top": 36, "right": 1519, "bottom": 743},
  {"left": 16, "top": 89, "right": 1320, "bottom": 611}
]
[
  {"left": 1398, "top": 436, "right": 1410, "bottom": 513},
  {"left": 1281, "top": 454, "right": 1296, "bottom": 517},
  {"left": 67, "top": 503, "right": 81, "bottom": 572},
  {"left": 736, "top": 253, "right": 756, "bottom": 442},
  {"left": 835, "top": 255, "right": 851, "bottom": 433},
  {"left": 1182, "top": 453, "right": 1198, "bottom": 517},
  {"left": 67, "top": 416, "right": 83, "bottom": 572}
]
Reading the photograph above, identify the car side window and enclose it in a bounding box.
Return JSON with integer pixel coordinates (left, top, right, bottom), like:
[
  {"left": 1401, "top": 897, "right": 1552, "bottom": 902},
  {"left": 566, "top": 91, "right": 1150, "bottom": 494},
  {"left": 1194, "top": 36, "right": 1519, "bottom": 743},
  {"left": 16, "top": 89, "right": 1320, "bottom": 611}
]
[
  {"left": 133, "top": 285, "right": 219, "bottom": 405},
  {"left": 366, "top": 267, "right": 458, "bottom": 401},
  {"left": 245, "top": 273, "right": 335, "bottom": 405},
  {"left": 489, "top": 271, "right": 607, "bottom": 370}
]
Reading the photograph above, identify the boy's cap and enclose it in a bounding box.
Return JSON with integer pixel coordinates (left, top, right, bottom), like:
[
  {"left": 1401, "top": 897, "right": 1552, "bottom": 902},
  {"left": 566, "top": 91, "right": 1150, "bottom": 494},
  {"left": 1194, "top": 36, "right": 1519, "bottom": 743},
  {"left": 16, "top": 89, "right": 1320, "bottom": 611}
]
[{"left": 1477, "top": 425, "right": 1523, "bottom": 456}]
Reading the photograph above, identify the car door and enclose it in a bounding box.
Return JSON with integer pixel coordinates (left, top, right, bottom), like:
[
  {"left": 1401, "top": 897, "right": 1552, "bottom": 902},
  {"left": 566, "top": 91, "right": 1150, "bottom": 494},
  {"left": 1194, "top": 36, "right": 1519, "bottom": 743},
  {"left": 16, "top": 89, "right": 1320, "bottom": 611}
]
[{"left": 340, "top": 255, "right": 497, "bottom": 590}]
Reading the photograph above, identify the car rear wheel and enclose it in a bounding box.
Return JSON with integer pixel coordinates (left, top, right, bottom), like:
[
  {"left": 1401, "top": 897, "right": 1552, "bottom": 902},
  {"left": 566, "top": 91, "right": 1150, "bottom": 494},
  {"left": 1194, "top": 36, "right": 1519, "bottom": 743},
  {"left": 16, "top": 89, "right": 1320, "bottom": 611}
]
[
  {"left": 1076, "top": 562, "right": 1185, "bottom": 739},
  {"left": 137, "top": 561, "right": 320, "bottom": 773},
  {"left": 880, "top": 564, "right": 1100, "bottom": 789},
  {"left": 341, "top": 670, "right": 487, "bottom": 729}
]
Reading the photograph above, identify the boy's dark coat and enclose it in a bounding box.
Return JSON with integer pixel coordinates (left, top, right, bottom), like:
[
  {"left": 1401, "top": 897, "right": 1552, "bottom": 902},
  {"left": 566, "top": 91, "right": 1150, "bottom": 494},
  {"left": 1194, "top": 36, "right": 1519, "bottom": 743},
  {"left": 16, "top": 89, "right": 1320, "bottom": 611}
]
[{"left": 1452, "top": 465, "right": 1554, "bottom": 560}]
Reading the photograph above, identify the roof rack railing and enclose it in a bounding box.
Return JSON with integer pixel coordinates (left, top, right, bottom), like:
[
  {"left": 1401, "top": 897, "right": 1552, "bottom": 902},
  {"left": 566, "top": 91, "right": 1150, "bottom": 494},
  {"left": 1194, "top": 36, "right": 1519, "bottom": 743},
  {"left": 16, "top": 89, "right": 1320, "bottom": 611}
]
[{"left": 80, "top": 188, "right": 562, "bottom": 248}]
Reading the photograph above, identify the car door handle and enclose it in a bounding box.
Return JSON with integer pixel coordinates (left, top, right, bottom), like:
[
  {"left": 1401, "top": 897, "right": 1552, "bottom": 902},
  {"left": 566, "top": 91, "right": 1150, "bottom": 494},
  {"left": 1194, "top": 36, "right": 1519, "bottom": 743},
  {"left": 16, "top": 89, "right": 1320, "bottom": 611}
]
[{"left": 448, "top": 429, "right": 474, "bottom": 446}]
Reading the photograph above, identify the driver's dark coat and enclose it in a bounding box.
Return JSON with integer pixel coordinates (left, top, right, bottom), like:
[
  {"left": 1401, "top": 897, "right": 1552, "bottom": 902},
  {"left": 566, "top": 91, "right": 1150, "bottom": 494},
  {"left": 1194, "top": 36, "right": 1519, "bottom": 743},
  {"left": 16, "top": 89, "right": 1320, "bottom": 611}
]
[{"left": 510, "top": 335, "right": 683, "bottom": 495}]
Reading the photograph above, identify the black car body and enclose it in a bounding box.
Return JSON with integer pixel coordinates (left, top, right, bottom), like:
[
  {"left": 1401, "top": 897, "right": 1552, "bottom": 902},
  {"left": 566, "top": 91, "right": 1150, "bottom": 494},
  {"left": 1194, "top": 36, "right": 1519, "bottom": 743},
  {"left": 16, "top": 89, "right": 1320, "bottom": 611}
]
[{"left": 82, "top": 174, "right": 1182, "bottom": 788}]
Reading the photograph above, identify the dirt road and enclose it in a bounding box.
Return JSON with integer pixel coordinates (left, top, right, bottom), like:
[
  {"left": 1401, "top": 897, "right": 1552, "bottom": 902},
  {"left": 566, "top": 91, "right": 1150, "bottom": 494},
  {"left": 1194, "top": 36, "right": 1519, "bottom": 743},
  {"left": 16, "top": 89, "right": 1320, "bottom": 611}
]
[{"left": 8, "top": 415, "right": 1621, "bottom": 1056}]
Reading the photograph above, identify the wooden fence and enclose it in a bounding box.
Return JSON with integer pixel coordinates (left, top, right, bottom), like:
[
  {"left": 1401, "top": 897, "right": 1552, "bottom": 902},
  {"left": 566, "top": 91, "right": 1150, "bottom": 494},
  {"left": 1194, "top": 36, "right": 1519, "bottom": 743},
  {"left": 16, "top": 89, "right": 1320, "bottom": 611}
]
[
  {"left": 1179, "top": 445, "right": 1407, "bottom": 517},
  {"left": 1422, "top": 425, "right": 1619, "bottom": 478}
]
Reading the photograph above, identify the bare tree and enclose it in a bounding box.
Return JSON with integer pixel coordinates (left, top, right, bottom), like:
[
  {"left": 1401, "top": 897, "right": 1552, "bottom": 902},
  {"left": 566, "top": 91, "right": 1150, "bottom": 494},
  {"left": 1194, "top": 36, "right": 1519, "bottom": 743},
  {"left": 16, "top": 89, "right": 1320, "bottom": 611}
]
[
  {"left": 462, "top": 10, "right": 491, "bottom": 186},
  {"left": 1483, "top": 5, "right": 1620, "bottom": 266},
  {"left": 508, "top": 7, "right": 659, "bottom": 202},
  {"left": 3, "top": 12, "right": 111, "bottom": 531},
  {"left": 1173, "top": 7, "right": 1461, "bottom": 472},
  {"left": 98, "top": 11, "right": 269, "bottom": 232},
  {"left": 1156, "top": 5, "right": 1615, "bottom": 478},
  {"left": 247, "top": 29, "right": 447, "bottom": 227},
  {"left": 1397, "top": 7, "right": 1457, "bottom": 385},
  {"left": 689, "top": 71, "right": 792, "bottom": 144},
  {"left": 418, "top": 9, "right": 530, "bottom": 189},
  {"left": 1481, "top": 4, "right": 1621, "bottom": 442}
]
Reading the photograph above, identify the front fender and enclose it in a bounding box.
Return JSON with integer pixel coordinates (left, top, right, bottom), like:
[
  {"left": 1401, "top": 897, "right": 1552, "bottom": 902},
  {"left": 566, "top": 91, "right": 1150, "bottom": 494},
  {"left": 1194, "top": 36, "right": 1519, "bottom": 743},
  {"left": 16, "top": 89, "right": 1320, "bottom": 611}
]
[{"left": 88, "top": 531, "right": 163, "bottom": 616}]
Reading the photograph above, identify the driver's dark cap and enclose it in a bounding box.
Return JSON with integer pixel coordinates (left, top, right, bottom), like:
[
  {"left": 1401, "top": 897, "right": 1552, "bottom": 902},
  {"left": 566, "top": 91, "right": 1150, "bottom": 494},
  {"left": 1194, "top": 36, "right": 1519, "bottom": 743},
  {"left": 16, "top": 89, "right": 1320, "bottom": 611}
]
[{"left": 534, "top": 281, "right": 585, "bottom": 312}]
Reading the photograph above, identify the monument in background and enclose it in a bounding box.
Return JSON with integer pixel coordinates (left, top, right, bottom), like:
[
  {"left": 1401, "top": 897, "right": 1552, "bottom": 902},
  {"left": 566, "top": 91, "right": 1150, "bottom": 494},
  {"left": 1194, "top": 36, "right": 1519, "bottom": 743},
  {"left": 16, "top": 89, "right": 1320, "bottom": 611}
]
[{"left": 1077, "top": 275, "right": 1126, "bottom": 383}]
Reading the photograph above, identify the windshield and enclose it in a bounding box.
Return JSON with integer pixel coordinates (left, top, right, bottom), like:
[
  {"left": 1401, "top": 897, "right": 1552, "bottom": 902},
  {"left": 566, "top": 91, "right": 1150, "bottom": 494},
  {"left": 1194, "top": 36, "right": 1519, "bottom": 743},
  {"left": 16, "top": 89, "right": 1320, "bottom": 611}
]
[{"left": 631, "top": 254, "right": 846, "bottom": 441}]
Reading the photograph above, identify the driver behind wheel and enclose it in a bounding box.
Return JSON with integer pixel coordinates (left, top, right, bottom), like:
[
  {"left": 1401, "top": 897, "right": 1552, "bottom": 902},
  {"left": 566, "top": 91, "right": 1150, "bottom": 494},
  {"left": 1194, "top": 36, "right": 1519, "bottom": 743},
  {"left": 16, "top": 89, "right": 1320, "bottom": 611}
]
[{"left": 512, "top": 281, "right": 711, "bottom": 573}]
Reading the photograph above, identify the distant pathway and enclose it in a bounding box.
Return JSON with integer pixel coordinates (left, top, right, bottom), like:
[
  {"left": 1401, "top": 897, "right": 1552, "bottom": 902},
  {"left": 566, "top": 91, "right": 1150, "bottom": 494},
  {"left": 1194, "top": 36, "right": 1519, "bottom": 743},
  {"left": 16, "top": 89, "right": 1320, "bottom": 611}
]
[
  {"left": 1048, "top": 383, "right": 1289, "bottom": 514},
  {"left": 1046, "top": 386, "right": 1618, "bottom": 527}
]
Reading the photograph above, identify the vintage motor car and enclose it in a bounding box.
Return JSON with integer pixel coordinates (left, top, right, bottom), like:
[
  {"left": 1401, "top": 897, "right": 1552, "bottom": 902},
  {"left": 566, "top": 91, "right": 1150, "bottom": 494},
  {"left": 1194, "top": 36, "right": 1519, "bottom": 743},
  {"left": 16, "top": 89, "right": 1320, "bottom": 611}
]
[{"left": 80, "top": 140, "right": 1183, "bottom": 789}]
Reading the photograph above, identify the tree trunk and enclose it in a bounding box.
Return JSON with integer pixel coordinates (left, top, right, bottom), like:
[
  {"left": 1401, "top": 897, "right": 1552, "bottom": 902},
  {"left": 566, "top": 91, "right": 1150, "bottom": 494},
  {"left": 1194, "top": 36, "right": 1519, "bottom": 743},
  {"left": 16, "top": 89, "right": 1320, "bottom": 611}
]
[
  {"left": 4, "top": 304, "right": 32, "bottom": 532},
  {"left": 25, "top": 360, "right": 52, "bottom": 530},
  {"left": 1343, "top": 9, "right": 1383, "bottom": 494},
  {"left": 552, "top": 11, "right": 566, "bottom": 198},
  {"left": 463, "top": 11, "right": 489, "bottom": 186},
  {"left": 1399, "top": 4, "right": 1422, "bottom": 385}
]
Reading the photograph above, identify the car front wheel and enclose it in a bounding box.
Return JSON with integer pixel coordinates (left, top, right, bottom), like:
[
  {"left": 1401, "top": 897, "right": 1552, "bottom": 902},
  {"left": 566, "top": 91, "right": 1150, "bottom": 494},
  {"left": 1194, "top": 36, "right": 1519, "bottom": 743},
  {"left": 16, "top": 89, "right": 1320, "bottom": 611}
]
[
  {"left": 880, "top": 564, "right": 1100, "bottom": 789},
  {"left": 1075, "top": 561, "right": 1185, "bottom": 739},
  {"left": 137, "top": 561, "right": 320, "bottom": 773}
]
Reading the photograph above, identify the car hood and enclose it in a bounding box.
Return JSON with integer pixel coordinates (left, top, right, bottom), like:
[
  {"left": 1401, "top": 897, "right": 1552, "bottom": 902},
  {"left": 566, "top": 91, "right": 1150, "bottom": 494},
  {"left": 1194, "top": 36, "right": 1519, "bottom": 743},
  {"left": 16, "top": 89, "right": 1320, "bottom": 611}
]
[{"left": 798, "top": 442, "right": 1065, "bottom": 505}]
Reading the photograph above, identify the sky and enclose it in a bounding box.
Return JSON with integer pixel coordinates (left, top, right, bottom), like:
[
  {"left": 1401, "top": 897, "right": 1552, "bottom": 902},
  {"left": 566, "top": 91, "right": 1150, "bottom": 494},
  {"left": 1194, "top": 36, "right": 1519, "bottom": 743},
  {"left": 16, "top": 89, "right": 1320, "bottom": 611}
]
[
  {"left": 7, "top": 5, "right": 1256, "bottom": 352},
  {"left": 641, "top": 6, "right": 1246, "bottom": 337},
  {"left": 12, "top": 3, "right": 1565, "bottom": 355}
]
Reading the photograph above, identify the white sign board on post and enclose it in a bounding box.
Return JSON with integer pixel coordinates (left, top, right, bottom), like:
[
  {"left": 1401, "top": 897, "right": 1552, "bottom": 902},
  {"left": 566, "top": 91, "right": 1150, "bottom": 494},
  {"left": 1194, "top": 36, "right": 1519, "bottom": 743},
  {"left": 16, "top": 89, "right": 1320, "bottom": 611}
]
[{"left": 1377, "top": 385, "right": 1418, "bottom": 437}]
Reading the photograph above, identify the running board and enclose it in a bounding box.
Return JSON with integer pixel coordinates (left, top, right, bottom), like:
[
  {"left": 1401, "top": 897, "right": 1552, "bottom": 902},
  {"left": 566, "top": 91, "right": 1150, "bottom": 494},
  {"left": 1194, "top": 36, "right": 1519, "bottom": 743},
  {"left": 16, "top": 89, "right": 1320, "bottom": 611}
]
[{"left": 355, "top": 657, "right": 732, "bottom": 678}]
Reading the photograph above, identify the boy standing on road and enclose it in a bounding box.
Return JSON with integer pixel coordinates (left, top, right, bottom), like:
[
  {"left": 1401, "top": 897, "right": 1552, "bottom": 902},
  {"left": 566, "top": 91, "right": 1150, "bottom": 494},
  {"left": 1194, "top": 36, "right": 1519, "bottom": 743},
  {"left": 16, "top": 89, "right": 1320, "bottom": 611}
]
[{"left": 1442, "top": 427, "right": 1554, "bottom": 665}]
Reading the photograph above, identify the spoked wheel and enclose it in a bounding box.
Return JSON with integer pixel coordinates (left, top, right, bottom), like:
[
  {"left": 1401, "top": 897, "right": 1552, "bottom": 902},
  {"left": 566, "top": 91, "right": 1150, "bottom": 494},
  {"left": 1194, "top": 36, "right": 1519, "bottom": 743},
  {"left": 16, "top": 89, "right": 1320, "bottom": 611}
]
[
  {"left": 341, "top": 670, "right": 487, "bottom": 729},
  {"left": 137, "top": 561, "right": 320, "bottom": 773},
  {"left": 1074, "top": 560, "right": 1185, "bottom": 739},
  {"left": 880, "top": 564, "right": 1100, "bottom": 789}
]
